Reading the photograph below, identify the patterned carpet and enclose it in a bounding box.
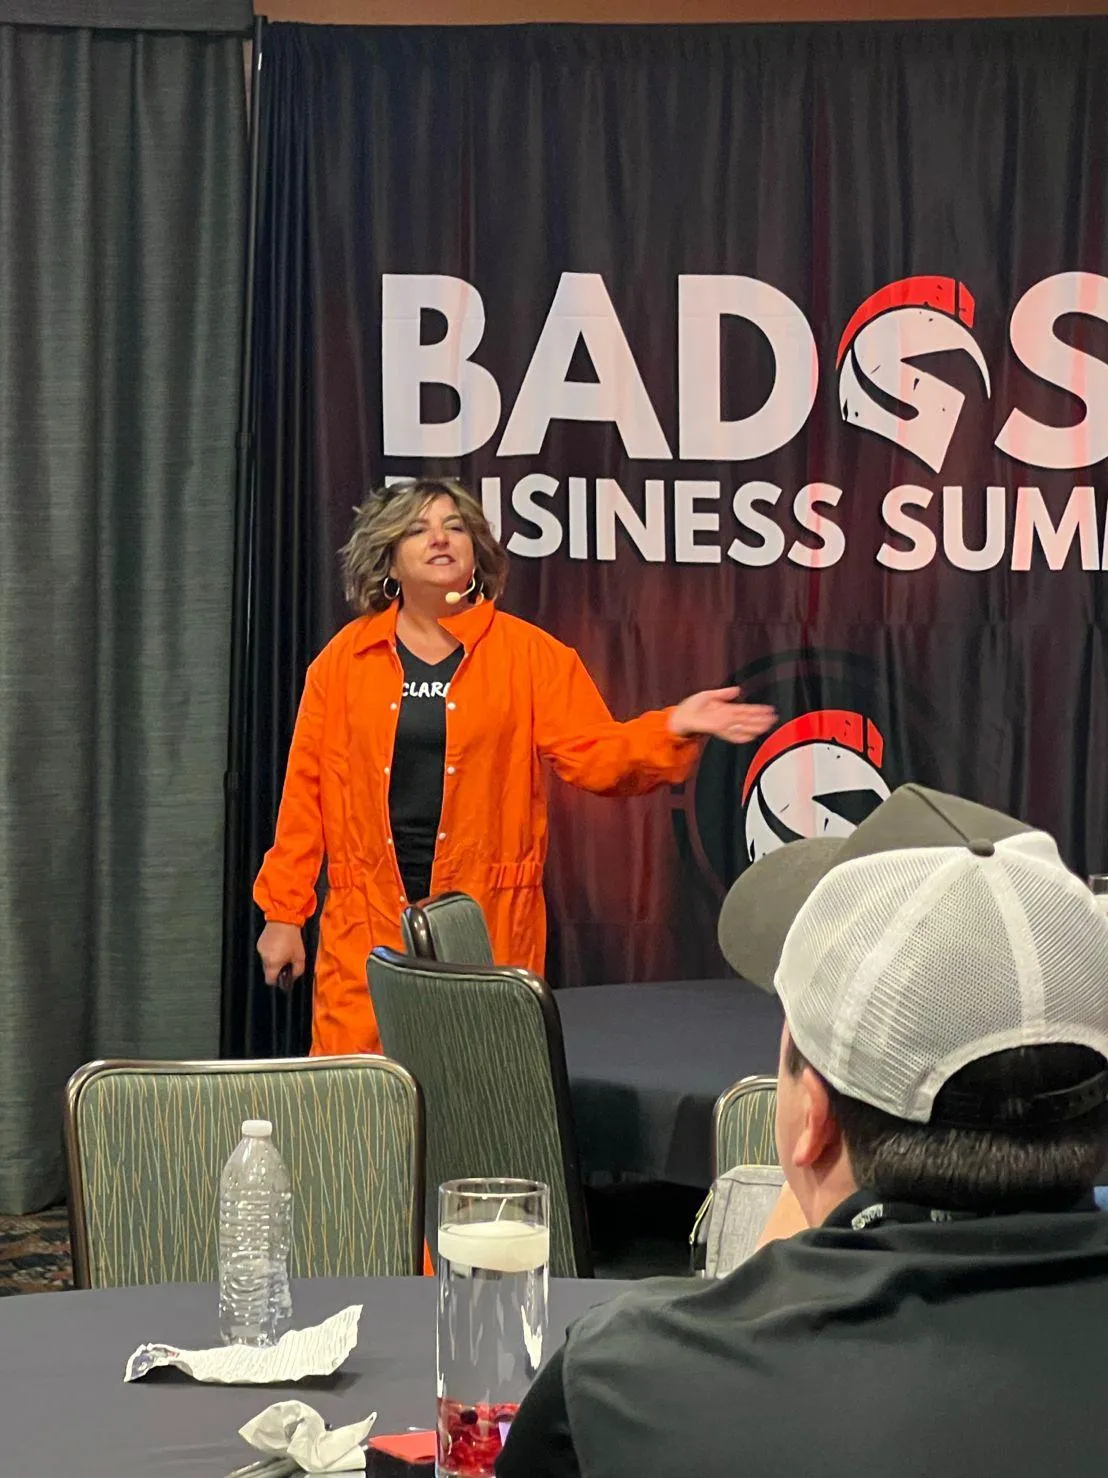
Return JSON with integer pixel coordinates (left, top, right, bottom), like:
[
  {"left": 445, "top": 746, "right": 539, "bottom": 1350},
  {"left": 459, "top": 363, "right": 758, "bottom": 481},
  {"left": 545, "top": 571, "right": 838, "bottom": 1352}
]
[{"left": 0, "top": 1207, "right": 72, "bottom": 1295}]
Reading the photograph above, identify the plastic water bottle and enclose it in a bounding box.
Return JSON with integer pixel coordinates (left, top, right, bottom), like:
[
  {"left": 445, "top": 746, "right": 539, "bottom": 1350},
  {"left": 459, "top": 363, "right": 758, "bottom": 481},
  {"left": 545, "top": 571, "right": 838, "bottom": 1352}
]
[{"left": 218, "top": 1119, "right": 293, "bottom": 1346}]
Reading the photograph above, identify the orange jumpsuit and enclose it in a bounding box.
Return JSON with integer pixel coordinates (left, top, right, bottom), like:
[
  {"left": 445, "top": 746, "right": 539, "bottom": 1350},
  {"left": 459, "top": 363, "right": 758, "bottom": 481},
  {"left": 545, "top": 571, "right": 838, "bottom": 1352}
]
[{"left": 254, "top": 600, "right": 700, "bottom": 1056}]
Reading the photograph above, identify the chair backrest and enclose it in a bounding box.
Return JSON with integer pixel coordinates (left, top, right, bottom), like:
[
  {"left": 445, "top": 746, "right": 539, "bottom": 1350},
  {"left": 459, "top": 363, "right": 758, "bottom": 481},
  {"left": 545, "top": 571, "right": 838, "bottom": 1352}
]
[
  {"left": 402, "top": 891, "right": 495, "bottom": 968},
  {"left": 713, "top": 1075, "right": 779, "bottom": 1178},
  {"left": 367, "top": 948, "right": 592, "bottom": 1278},
  {"left": 64, "top": 1055, "right": 424, "bottom": 1289}
]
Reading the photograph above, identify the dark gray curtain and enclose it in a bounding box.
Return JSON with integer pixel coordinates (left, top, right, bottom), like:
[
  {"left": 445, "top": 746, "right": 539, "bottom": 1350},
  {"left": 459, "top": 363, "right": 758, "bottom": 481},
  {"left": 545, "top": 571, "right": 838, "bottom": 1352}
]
[
  {"left": 0, "top": 25, "right": 246, "bottom": 1212},
  {"left": 0, "top": 1, "right": 251, "bottom": 26}
]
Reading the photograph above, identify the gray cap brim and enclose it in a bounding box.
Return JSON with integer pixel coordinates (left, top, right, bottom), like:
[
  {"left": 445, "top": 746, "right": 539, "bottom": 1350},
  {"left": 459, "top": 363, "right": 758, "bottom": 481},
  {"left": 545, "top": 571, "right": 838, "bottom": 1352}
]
[
  {"left": 717, "top": 784, "right": 1033, "bottom": 993},
  {"left": 717, "top": 836, "right": 844, "bottom": 991}
]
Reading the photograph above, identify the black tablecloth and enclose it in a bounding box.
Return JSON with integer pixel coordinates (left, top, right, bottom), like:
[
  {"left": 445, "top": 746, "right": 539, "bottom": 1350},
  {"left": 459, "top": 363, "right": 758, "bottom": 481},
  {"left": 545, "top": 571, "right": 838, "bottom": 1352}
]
[
  {"left": 0, "top": 1277, "right": 623, "bottom": 1476},
  {"left": 558, "top": 979, "right": 784, "bottom": 1189}
]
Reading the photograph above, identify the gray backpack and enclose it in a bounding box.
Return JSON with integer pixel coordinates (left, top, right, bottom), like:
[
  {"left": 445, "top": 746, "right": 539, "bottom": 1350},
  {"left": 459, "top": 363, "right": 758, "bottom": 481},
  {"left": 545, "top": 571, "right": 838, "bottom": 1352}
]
[{"left": 690, "top": 1165, "right": 786, "bottom": 1278}]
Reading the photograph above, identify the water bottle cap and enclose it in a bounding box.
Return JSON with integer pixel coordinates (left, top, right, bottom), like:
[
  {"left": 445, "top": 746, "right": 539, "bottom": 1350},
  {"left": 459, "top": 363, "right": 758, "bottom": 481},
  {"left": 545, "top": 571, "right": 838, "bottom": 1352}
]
[{"left": 241, "top": 1119, "right": 273, "bottom": 1138}]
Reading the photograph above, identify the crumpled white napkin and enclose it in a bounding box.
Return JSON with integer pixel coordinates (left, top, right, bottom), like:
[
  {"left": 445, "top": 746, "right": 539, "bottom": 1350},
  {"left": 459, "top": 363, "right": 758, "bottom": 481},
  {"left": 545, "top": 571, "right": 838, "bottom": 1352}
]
[
  {"left": 126, "top": 1305, "right": 363, "bottom": 1386},
  {"left": 238, "top": 1401, "right": 377, "bottom": 1474}
]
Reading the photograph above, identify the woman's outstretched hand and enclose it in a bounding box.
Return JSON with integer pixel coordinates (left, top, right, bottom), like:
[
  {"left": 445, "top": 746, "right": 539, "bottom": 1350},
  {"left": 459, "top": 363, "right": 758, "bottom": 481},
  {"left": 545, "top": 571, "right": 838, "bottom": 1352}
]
[{"left": 668, "top": 686, "right": 777, "bottom": 744}]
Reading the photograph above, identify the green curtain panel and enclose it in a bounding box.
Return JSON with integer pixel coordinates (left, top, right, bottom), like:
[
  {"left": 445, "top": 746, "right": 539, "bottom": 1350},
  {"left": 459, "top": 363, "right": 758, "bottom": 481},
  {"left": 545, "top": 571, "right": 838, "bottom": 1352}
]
[{"left": 0, "top": 25, "right": 246, "bottom": 1212}]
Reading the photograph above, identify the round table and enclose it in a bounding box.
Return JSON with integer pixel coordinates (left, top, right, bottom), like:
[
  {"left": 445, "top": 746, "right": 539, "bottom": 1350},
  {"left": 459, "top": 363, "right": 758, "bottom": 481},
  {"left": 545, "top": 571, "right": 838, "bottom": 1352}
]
[
  {"left": 0, "top": 1276, "right": 624, "bottom": 1476},
  {"left": 557, "top": 979, "right": 783, "bottom": 1188}
]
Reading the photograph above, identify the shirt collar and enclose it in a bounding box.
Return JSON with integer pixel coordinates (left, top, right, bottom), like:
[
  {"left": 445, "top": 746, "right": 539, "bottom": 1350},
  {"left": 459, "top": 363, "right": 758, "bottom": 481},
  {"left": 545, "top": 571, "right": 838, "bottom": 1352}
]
[
  {"left": 352, "top": 598, "right": 496, "bottom": 655},
  {"left": 822, "top": 1188, "right": 1098, "bottom": 1230}
]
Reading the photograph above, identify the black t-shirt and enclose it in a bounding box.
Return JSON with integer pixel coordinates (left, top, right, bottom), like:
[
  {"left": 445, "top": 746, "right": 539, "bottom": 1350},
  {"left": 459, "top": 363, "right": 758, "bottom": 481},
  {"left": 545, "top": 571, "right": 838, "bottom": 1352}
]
[
  {"left": 388, "top": 640, "right": 464, "bottom": 903},
  {"left": 497, "top": 1190, "right": 1108, "bottom": 1478}
]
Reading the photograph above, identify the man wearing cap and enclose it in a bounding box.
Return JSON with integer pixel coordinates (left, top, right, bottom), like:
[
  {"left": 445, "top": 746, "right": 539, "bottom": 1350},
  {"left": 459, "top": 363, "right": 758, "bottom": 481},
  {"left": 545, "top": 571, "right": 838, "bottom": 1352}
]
[{"left": 497, "top": 785, "right": 1108, "bottom": 1478}]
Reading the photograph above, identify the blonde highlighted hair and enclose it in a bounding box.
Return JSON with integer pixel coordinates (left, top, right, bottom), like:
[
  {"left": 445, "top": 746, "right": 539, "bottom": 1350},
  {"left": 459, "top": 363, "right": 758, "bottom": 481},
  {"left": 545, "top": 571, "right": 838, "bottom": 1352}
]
[{"left": 340, "top": 478, "right": 509, "bottom": 614}]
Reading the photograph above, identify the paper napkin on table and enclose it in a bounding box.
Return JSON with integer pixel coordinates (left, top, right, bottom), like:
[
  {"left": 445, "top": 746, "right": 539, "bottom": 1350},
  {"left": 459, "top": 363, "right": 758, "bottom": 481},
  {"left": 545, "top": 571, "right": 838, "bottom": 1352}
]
[
  {"left": 233, "top": 1401, "right": 377, "bottom": 1474},
  {"left": 123, "top": 1305, "right": 362, "bottom": 1385}
]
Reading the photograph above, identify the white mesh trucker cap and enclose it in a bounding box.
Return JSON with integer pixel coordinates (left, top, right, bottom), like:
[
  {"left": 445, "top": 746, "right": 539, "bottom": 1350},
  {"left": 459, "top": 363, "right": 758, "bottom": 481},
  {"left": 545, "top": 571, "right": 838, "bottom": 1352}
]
[{"left": 718, "top": 785, "right": 1108, "bottom": 1123}]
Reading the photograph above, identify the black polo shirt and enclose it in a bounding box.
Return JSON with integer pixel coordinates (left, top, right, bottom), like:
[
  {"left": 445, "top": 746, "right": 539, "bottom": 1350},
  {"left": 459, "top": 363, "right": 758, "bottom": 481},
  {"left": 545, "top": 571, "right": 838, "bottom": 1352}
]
[{"left": 497, "top": 1191, "right": 1108, "bottom": 1478}]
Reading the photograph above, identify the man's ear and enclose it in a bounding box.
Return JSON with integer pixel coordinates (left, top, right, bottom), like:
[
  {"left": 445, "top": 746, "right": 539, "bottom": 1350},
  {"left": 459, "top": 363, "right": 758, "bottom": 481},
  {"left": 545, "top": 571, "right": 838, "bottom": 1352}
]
[{"left": 791, "top": 1066, "right": 842, "bottom": 1169}]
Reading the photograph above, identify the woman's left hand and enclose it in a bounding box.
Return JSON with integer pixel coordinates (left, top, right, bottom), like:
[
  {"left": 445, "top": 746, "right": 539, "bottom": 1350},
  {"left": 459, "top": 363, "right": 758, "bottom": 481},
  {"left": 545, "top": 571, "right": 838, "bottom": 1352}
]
[{"left": 668, "top": 686, "right": 777, "bottom": 744}]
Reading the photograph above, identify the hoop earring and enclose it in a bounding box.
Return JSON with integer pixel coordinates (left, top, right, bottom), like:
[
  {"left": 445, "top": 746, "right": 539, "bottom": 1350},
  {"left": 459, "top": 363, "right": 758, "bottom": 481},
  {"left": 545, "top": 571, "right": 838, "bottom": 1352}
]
[{"left": 382, "top": 575, "right": 401, "bottom": 602}]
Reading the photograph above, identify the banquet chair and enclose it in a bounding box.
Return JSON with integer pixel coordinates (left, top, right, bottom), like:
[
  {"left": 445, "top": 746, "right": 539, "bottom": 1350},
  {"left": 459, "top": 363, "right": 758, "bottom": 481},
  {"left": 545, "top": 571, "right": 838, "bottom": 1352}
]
[
  {"left": 401, "top": 891, "right": 495, "bottom": 968},
  {"left": 367, "top": 948, "right": 593, "bottom": 1277},
  {"left": 712, "top": 1075, "right": 779, "bottom": 1177},
  {"left": 63, "top": 1056, "right": 424, "bottom": 1289}
]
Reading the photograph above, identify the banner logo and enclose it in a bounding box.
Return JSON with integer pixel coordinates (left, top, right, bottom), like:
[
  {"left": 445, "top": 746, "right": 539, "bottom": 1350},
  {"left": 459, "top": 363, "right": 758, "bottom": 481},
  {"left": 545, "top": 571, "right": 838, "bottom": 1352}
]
[
  {"left": 677, "top": 651, "right": 945, "bottom": 894},
  {"left": 741, "top": 709, "right": 889, "bottom": 862},
  {"left": 836, "top": 276, "right": 990, "bottom": 474}
]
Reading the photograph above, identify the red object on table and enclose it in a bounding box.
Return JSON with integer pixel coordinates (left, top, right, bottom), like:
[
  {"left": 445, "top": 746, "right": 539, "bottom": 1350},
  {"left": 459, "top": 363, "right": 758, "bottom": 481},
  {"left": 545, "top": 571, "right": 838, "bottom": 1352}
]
[{"left": 369, "top": 1430, "right": 438, "bottom": 1462}]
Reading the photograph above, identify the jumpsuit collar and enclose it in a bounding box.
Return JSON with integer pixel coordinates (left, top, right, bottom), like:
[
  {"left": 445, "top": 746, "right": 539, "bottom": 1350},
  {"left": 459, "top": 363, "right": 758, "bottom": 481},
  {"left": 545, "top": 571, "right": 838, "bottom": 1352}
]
[{"left": 352, "top": 598, "right": 496, "bottom": 655}]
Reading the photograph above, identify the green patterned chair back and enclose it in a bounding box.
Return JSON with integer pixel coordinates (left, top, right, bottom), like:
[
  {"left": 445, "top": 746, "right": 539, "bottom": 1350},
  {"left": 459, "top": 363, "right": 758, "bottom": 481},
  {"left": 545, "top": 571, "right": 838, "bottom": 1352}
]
[
  {"left": 713, "top": 1075, "right": 779, "bottom": 1177},
  {"left": 367, "top": 948, "right": 592, "bottom": 1278},
  {"left": 402, "top": 892, "right": 495, "bottom": 969},
  {"left": 64, "top": 1056, "right": 425, "bottom": 1289}
]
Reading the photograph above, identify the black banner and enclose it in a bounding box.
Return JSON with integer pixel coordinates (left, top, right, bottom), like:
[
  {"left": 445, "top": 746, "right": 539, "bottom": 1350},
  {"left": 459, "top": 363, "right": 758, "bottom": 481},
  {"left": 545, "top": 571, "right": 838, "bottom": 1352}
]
[{"left": 231, "top": 18, "right": 1108, "bottom": 1050}]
